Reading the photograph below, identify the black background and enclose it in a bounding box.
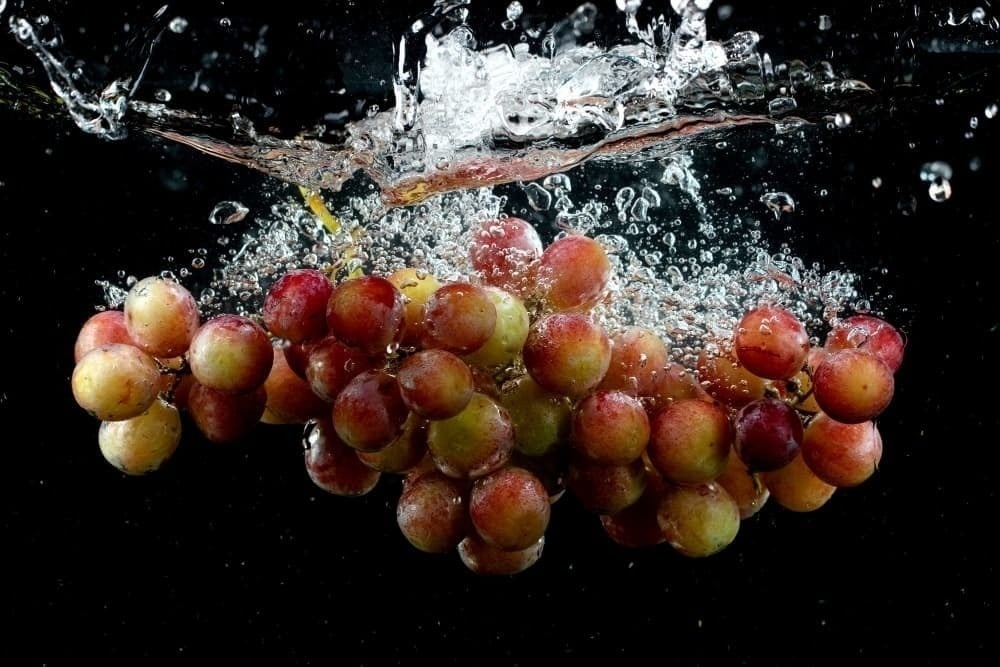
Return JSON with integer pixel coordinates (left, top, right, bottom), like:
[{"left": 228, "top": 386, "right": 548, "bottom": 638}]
[{"left": 1, "top": 1, "right": 996, "bottom": 664}]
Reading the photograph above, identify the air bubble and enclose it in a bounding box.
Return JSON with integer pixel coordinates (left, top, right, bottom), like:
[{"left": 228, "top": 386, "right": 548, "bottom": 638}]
[
  {"left": 986, "top": 104, "right": 998, "bottom": 119},
  {"left": 818, "top": 15, "right": 832, "bottom": 31},
  {"left": 760, "top": 192, "right": 795, "bottom": 219},
  {"left": 169, "top": 17, "right": 188, "bottom": 33},
  {"left": 209, "top": 201, "right": 250, "bottom": 225}
]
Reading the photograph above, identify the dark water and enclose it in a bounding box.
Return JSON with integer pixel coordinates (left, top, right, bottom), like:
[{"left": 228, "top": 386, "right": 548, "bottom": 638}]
[{"left": 1, "top": 1, "right": 997, "bottom": 663}]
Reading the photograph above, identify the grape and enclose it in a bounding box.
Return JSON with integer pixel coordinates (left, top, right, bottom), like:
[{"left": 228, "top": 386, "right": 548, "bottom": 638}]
[
  {"left": 303, "top": 417, "right": 381, "bottom": 496},
  {"left": 469, "top": 216, "right": 543, "bottom": 296},
  {"left": 646, "top": 360, "right": 713, "bottom": 406},
  {"left": 262, "top": 268, "right": 333, "bottom": 344},
  {"left": 74, "top": 310, "right": 134, "bottom": 363},
  {"left": 387, "top": 267, "right": 441, "bottom": 348},
  {"left": 812, "top": 348, "right": 894, "bottom": 424},
  {"left": 396, "top": 468, "right": 469, "bottom": 553},
  {"left": 732, "top": 398, "right": 804, "bottom": 472},
  {"left": 71, "top": 343, "right": 162, "bottom": 421},
  {"left": 457, "top": 534, "right": 544, "bottom": 576},
  {"left": 421, "top": 282, "right": 497, "bottom": 355},
  {"left": 326, "top": 274, "right": 406, "bottom": 355},
  {"left": 800, "top": 414, "right": 883, "bottom": 487},
  {"left": 468, "top": 466, "right": 551, "bottom": 551},
  {"left": 282, "top": 340, "right": 314, "bottom": 379},
  {"left": 598, "top": 326, "right": 671, "bottom": 396},
  {"left": 599, "top": 466, "right": 667, "bottom": 547},
  {"left": 356, "top": 414, "right": 429, "bottom": 474},
  {"left": 535, "top": 233, "right": 611, "bottom": 311},
  {"left": 260, "top": 349, "right": 330, "bottom": 425},
  {"left": 462, "top": 286, "right": 530, "bottom": 370},
  {"left": 187, "top": 382, "right": 267, "bottom": 444},
  {"left": 397, "top": 348, "right": 474, "bottom": 420},
  {"left": 733, "top": 303, "right": 810, "bottom": 380},
  {"left": 657, "top": 482, "right": 740, "bottom": 558},
  {"left": 760, "top": 452, "right": 836, "bottom": 512},
  {"left": 332, "top": 370, "right": 409, "bottom": 452},
  {"left": 124, "top": 276, "right": 201, "bottom": 358},
  {"left": 566, "top": 455, "right": 647, "bottom": 515},
  {"left": 304, "top": 336, "right": 376, "bottom": 403},
  {"left": 499, "top": 374, "right": 572, "bottom": 458},
  {"left": 647, "top": 398, "right": 733, "bottom": 485},
  {"left": 426, "top": 392, "right": 514, "bottom": 479},
  {"left": 571, "top": 390, "right": 650, "bottom": 465},
  {"left": 696, "top": 348, "right": 767, "bottom": 408},
  {"left": 188, "top": 314, "right": 274, "bottom": 394},
  {"left": 98, "top": 398, "right": 182, "bottom": 475},
  {"left": 825, "top": 314, "right": 905, "bottom": 373},
  {"left": 715, "top": 450, "right": 769, "bottom": 519},
  {"left": 522, "top": 312, "right": 612, "bottom": 399}
]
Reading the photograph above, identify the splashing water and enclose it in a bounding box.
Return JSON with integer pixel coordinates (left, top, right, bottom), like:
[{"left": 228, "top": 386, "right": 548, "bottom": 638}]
[{"left": 6, "top": 0, "right": 955, "bottom": 355}]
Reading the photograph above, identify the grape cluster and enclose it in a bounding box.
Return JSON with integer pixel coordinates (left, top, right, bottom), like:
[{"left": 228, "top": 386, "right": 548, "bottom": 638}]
[{"left": 71, "top": 217, "right": 905, "bottom": 575}]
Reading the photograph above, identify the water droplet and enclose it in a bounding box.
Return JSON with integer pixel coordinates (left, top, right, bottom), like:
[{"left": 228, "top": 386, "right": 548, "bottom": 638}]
[
  {"left": 972, "top": 6, "right": 987, "bottom": 23},
  {"left": 154, "top": 89, "right": 172, "bottom": 102},
  {"left": 506, "top": 2, "right": 524, "bottom": 21},
  {"left": 818, "top": 15, "right": 833, "bottom": 31},
  {"left": 522, "top": 182, "right": 553, "bottom": 211},
  {"left": 768, "top": 96, "right": 798, "bottom": 116},
  {"left": 986, "top": 104, "right": 998, "bottom": 119},
  {"left": 191, "top": 257, "right": 205, "bottom": 269},
  {"left": 209, "top": 201, "right": 250, "bottom": 225},
  {"left": 760, "top": 192, "right": 796, "bottom": 219},
  {"left": 920, "top": 161, "right": 953, "bottom": 182},
  {"left": 834, "top": 112, "right": 852, "bottom": 128},
  {"left": 169, "top": 17, "right": 188, "bottom": 33},
  {"left": 219, "top": 17, "right": 232, "bottom": 30},
  {"left": 872, "top": 177, "right": 883, "bottom": 189},
  {"left": 928, "top": 179, "right": 952, "bottom": 202},
  {"left": 970, "top": 116, "right": 979, "bottom": 129}
]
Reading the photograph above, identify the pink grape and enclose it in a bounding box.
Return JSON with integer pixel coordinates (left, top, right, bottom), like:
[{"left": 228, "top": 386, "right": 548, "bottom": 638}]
[
  {"left": 599, "top": 467, "right": 667, "bottom": 547},
  {"left": 535, "top": 233, "right": 611, "bottom": 311},
  {"left": 733, "top": 303, "right": 810, "bottom": 380},
  {"left": 715, "top": 450, "right": 769, "bottom": 519},
  {"left": 304, "top": 417, "right": 381, "bottom": 496},
  {"left": 522, "top": 312, "right": 612, "bottom": 399},
  {"left": 304, "top": 336, "right": 376, "bottom": 402},
  {"left": 421, "top": 282, "right": 497, "bottom": 355},
  {"left": 499, "top": 374, "right": 572, "bottom": 458},
  {"left": 356, "top": 414, "right": 428, "bottom": 474},
  {"left": 657, "top": 481, "right": 741, "bottom": 558},
  {"left": 332, "top": 370, "right": 409, "bottom": 453},
  {"left": 468, "top": 466, "right": 551, "bottom": 551},
  {"left": 696, "top": 348, "right": 767, "bottom": 408},
  {"left": 396, "top": 348, "right": 475, "bottom": 420},
  {"left": 187, "top": 382, "right": 267, "bottom": 444},
  {"left": 74, "top": 310, "right": 134, "bottom": 363},
  {"left": 800, "top": 413, "right": 883, "bottom": 487},
  {"left": 387, "top": 267, "right": 441, "bottom": 348},
  {"left": 326, "top": 275, "right": 406, "bottom": 355},
  {"left": 188, "top": 314, "right": 274, "bottom": 394},
  {"left": 124, "top": 275, "right": 201, "bottom": 358},
  {"left": 598, "top": 325, "right": 671, "bottom": 396},
  {"left": 812, "top": 348, "right": 894, "bottom": 424},
  {"left": 426, "top": 392, "right": 514, "bottom": 479},
  {"left": 647, "top": 398, "right": 733, "bottom": 484},
  {"left": 260, "top": 350, "right": 330, "bottom": 425},
  {"left": 566, "top": 456, "right": 647, "bottom": 515},
  {"left": 469, "top": 216, "right": 543, "bottom": 296},
  {"left": 571, "top": 390, "right": 650, "bottom": 465},
  {"left": 825, "top": 314, "right": 905, "bottom": 373},
  {"left": 396, "top": 469, "right": 469, "bottom": 553},
  {"left": 262, "top": 268, "right": 333, "bottom": 343},
  {"left": 71, "top": 343, "right": 161, "bottom": 421},
  {"left": 457, "top": 534, "right": 545, "bottom": 576},
  {"left": 98, "top": 398, "right": 182, "bottom": 475},
  {"left": 760, "top": 452, "right": 837, "bottom": 512}
]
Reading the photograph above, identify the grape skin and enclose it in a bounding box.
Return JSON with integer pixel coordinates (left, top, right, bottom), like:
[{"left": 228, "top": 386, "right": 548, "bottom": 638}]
[{"left": 124, "top": 276, "right": 201, "bottom": 358}]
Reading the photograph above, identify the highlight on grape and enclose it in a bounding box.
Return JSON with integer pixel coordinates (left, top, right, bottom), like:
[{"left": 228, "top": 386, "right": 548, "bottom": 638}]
[{"left": 71, "top": 215, "right": 904, "bottom": 576}]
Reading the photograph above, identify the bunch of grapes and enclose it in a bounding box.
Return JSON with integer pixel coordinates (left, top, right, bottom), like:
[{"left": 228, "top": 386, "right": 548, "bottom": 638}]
[{"left": 71, "top": 216, "right": 905, "bottom": 575}]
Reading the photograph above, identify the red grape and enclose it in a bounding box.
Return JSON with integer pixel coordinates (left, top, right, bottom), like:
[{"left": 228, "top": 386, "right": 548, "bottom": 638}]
[
  {"left": 825, "top": 314, "right": 905, "bottom": 373},
  {"left": 188, "top": 314, "right": 274, "bottom": 394},
  {"left": 468, "top": 466, "right": 551, "bottom": 551},
  {"left": 304, "top": 417, "right": 382, "bottom": 496},
  {"left": 732, "top": 397, "right": 804, "bottom": 472},
  {"left": 326, "top": 275, "right": 406, "bottom": 355},
  {"left": 421, "top": 282, "right": 497, "bottom": 355},
  {"left": 469, "top": 216, "right": 543, "bottom": 296},
  {"left": 522, "top": 312, "right": 612, "bottom": 399},
  {"left": 535, "top": 233, "right": 611, "bottom": 311},
  {"left": 571, "top": 390, "right": 650, "bottom": 465},
  {"left": 800, "top": 414, "right": 883, "bottom": 487},
  {"left": 262, "top": 268, "right": 333, "bottom": 343},
  {"left": 647, "top": 398, "right": 733, "bottom": 484},
  {"left": 332, "top": 370, "right": 409, "bottom": 452},
  {"left": 397, "top": 348, "right": 474, "bottom": 420}
]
